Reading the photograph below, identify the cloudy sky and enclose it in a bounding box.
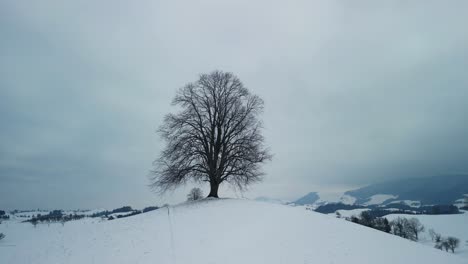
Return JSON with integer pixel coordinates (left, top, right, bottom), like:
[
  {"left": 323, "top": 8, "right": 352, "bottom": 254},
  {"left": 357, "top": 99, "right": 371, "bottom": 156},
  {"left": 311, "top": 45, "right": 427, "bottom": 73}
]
[{"left": 1, "top": 0, "right": 467, "bottom": 210}]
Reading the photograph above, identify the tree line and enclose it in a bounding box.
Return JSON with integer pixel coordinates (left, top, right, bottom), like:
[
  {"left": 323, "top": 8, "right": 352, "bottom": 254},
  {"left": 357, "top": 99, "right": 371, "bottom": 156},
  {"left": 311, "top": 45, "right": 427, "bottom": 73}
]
[{"left": 344, "top": 211, "right": 461, "bottom": 253}]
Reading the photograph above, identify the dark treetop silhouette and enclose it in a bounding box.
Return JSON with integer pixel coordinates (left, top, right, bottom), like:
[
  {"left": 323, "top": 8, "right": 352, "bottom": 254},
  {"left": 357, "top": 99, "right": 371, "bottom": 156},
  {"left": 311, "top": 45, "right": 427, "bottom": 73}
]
[{"left": 150, "top": 70, "right": 271, "bottom": 198}]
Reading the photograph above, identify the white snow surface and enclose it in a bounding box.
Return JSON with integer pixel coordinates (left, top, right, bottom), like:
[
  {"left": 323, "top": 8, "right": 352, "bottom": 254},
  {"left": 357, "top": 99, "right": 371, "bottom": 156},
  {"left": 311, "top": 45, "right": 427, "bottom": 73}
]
[
  {"left": 315, "top": 192, "right": 357, "bottom": 205},
  {"left": 0, "top": 199, "right": 465, "bottom": 264},
  {"left": 363, "top": 194, "right": 398, "bottom": 205}
]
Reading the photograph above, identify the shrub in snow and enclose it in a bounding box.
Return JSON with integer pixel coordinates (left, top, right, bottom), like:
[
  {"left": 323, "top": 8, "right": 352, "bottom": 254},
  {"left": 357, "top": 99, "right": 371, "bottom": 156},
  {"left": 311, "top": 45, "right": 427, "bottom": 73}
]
[
  {"left": 187, "top": 188, "right": 204, "bottom": 201},
  {"left": 0, "top": 210, "right": 9, "bottom": 220},
  {"left": 335, "top": 211, "right": 341, "bottom": 218},
  {"left": 0, "top": 233, "right": 5, "bottom": 240},
  {"left": 446, "top": 237, "right": 460, "bottom": 253},
  {"left": 435, "top": 236, "right": 460, "bottom": 253}
]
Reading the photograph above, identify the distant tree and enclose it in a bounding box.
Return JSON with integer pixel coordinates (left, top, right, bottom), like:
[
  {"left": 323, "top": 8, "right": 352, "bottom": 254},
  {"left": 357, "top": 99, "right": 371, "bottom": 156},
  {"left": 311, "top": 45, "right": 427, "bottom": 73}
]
[
  {"left": 359, "top": 211, "right": 373, "bottom": 227},
  {"left": 0, "top": 233, "right": 4, "bottom": 240},
  {"left": 406, "top": 218, "right": 424, "bottom": 241},
  {"left": 428, "top": 229, "right": 440, "bottom": 242},
  {"left": 373, "top": 217, "right": 391, "bottom": 233},
  {"left": 390, "top": 217, "right": 409, "bottom": 239},
  {"left": 335, "top": 211, "right": 341, "bottom": 218},
  {"left": 187, "top": 187, "right": 204, "bottom": 201},
  {"left": 389, "top": 217, "right": 424, "bottom": 241},
  {"left": 434, "top": 242, "right": 444, "bottom": 251},
  {"left": 346, "top": 212, "right": 391, "bottom": 233},
  {"left": 349, "top": 215, "right": 360, "bottom": 224},
  {"left": 441, "top": 240, "right": 450, "bottom": 252},
  {"left": 143, "top": 206, "right": 159, "bottom": 213},
  {"left": 446, "top": 237, "right": 460, "bottom": 253},
  {"left": 112, "top": 206, "right": 133, "bottom": 214},
  {"left": 150, "top": 70, "right": 272, "bottom": 198}
]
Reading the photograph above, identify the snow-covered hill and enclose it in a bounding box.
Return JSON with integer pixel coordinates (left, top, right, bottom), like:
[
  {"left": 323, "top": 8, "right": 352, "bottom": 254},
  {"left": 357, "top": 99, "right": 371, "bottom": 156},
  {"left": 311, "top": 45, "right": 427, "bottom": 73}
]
[{"left": 0, "top": 199, "right": 464, "bottom": 263}]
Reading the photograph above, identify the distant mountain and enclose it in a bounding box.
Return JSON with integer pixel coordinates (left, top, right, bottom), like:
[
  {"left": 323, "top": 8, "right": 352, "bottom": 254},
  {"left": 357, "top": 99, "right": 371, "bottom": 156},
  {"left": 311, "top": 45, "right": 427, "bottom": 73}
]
[
  {"left": 294, "top": 175, "right": 468, "bottom": 208},
  {"left": 294, "top": 192, "right": 320, "bottom": 205},
  {"left": 345, "top": 174, "right": 468, "bottom": 205}
]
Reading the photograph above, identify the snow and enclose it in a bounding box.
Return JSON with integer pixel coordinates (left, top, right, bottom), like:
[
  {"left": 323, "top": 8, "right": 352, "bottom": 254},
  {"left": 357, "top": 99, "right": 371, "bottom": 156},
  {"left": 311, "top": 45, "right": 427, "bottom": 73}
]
[
  {"left": 294, "top": 192, "right": 357, "bottom": 210},
  {"left": 0, "top": 199, "right": 465, "bottom": 264},
  {"left": 333, "top": 208, "right": 370, "bottom": 218},
  {"left": 385, "top": 212, "right": 468, "bottom": 259},
  {"left": 388, "top": 200, "right": 422, "bottom": 208},
  {"left": 315, "top": 192, "right": 357, "bottom": 205},
  {"left": 363, "top": 194, "right": 398, "bottom": 205},
  {"left": 340, "top": 194, "right": 357, "bottom": 205}
]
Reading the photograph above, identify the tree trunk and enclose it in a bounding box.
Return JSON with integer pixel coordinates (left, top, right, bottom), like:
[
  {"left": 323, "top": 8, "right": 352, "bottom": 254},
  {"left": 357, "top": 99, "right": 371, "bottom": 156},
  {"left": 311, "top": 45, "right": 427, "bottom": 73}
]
[{"left": 207, "top": 182, "right": 219, "bottom": 198}]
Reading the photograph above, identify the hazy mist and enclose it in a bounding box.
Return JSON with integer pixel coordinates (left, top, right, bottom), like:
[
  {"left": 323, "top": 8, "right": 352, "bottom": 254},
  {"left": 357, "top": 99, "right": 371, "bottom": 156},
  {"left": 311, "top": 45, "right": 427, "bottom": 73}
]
[{"left": 1, "top": 0, "right": 468, "bottom": 209}]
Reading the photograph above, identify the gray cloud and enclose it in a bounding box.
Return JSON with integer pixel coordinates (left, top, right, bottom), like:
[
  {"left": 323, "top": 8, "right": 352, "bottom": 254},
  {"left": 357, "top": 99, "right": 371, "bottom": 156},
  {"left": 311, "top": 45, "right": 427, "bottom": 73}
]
[{"left": 1, "top": 0, "right": 468, "bottom": 209}]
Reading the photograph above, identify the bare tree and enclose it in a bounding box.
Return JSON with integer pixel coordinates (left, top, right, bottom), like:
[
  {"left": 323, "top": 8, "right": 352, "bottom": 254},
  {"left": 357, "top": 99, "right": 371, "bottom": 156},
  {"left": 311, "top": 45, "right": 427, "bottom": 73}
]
[
  {"left": 446, "top": 237, "right": 460, "bottom": 253},
  {"left": 406, "top": 218, "right": 425, "bottom": 241},
  {"left": 150, "top": 71, "right": 272, "bottom": 198},
  {"left": 187, "top": 187, "right": 203, "bottom": 201},
  {"left": 390, "top": 217, "right": 409, "bottom": 239},
  {"left": 428, "top": 228, "right": 439, "bottom": 242}
]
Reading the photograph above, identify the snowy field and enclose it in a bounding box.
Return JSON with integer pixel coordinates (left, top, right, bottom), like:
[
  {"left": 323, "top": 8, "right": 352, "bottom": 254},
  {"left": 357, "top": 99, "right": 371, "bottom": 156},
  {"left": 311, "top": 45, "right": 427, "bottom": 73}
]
[
  {"left": 0, "top": 199, "right": 465, "bottom": 264},
  {"left": 385, "top": 212, "right": 468, "bottom": 259}
]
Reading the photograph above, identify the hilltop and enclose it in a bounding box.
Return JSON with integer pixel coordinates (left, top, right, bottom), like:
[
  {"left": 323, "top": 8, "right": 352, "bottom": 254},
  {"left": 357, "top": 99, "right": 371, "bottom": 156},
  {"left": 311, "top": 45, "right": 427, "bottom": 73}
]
[{"left": 0, "top": 199, "right": 464, "bottom": 263}]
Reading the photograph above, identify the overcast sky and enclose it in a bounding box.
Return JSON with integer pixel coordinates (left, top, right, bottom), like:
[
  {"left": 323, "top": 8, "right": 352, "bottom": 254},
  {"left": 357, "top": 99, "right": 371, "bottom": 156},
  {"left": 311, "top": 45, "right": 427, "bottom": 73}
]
[{"left": 1, "top": 0, "right": 468, "bottom": 210}]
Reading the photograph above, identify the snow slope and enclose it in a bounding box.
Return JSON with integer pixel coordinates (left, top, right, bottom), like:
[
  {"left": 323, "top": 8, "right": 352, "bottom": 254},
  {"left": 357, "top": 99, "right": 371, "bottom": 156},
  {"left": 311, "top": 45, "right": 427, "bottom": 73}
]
[{"left": 0, "top": 199, "right": 464, "bottom": 264}]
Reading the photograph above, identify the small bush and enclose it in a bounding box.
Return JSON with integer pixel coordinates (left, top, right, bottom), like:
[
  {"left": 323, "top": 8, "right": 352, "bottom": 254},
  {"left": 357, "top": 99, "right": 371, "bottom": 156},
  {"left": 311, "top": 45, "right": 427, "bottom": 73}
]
[
  {"left": 187, "top": 188, "right": 203, "bottom": 201},
  {"left": 434, "top": 236, "right": 460, "bottom": 253},
  {"left": 0, "top": 233, "right": 5, "bottom": 240},
  {"left": 446, "top": 237, "right": 460, "bottom": 253}
]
